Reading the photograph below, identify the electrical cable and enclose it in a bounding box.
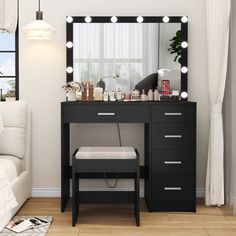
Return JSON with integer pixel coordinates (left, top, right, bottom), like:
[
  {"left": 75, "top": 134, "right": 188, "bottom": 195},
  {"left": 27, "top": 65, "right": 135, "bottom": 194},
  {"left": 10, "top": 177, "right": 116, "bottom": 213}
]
[
  {"left": 104, "top": 173, "right": 120, "bottom": 188},
  {"left": 103, "top": 123, "right": 122, "bottom": 188},
  {"left": 117, "top": 123, "right": 122, "bottom": 147}
]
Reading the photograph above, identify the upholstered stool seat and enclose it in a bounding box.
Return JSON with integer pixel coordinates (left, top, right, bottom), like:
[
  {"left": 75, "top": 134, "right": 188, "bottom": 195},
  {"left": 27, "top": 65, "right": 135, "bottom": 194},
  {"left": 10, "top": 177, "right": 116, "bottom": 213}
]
[
  {"left": 72, "top": 146, "right": 140, "bottom": 227},
  {"left": 75, "top": 147, "right": 137, "bottom": 159}
]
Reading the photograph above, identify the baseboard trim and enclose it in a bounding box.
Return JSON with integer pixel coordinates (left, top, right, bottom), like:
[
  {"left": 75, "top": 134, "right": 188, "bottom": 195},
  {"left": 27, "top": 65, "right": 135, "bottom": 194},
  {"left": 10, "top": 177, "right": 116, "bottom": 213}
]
[{"left": 32, "top": 187, "right": 205, "bottom": 198}]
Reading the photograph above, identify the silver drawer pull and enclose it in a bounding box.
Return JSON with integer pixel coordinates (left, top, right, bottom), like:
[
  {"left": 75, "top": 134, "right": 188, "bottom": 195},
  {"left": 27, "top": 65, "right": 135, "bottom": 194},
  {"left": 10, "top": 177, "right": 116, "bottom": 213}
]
[
  {"left": 97, "top": 113, "right": 115, "bottom": 116},
  {"left": 164, "top": 161, "right": 182, "bottom": 165},
  {"left": 164, "top": 112, "right": 182, "bottom": 116},
  {"left": 164, "top": 187, "right": 182, "bottom": 191},
  {"left": 164, "top": 135, "right": 182, "bottom": 138}
]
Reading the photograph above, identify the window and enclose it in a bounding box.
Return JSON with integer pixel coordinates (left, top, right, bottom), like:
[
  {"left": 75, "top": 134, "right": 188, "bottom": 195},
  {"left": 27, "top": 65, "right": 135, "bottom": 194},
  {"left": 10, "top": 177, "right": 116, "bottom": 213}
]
[{"left": 0, "top": 27, "right": 18, "bottom": 101}]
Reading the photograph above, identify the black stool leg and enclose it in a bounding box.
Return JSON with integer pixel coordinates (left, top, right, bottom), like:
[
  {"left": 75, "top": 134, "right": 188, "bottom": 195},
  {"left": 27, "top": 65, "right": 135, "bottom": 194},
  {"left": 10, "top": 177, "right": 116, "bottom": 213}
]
[
  {"left": 134, "top": 171, "right": 140, "bottom": 227},
  {"left": 72, "top": 172, "right": 79, "bottom": 226}
]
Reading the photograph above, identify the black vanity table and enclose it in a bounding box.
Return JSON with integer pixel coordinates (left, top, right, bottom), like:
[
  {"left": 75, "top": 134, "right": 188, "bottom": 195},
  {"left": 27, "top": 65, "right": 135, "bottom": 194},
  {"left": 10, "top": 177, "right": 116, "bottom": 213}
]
[
  {"left": 61, "top": 100, "right": 196, "bottom": 212},
  {"left": 62, "top": 15, "right": 196, "bottom": 214}
]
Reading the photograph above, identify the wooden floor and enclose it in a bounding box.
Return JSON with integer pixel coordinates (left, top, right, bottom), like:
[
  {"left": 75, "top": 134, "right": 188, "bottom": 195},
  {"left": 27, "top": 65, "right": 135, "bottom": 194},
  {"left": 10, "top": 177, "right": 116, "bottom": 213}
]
[{"left": 17, "top": 198, "right": 236, "bottom": 236}]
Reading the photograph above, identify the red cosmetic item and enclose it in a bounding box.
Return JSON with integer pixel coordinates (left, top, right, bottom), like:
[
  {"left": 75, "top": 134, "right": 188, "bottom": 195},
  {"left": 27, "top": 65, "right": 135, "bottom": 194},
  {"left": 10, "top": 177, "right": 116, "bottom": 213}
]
[{"left": 161, "top": 80, "right": 171, "bottom": 94}]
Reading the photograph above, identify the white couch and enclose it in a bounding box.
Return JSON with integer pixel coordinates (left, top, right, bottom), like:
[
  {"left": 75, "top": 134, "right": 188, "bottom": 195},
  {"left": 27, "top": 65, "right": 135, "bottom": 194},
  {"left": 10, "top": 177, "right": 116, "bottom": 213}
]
[{"left": 0, "top": 100, "right": 31, "bottom": 217}]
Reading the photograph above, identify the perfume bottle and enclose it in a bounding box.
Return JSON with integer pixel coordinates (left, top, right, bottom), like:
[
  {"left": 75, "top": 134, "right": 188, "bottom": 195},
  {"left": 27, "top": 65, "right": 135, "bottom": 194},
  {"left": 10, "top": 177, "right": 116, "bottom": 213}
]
[
  {"left": 82, "top": 80, "right": 88, "bottom": 101},
  {"left": 141, "top": 89, "right": 146, "bottom": 101},
  {"left": 116, "top": 88, "right": 122, "bottom": 101},
  {"left": 154, "top": 88, "right": 160, "bottom": 101},
  {"left": 88, "top": 80, "right": 94, "bottom": 101},
  {"left": 103, "top": 91, "right": 109, "bottom": 101},
  {"left": 109, "top": 90, "right": 116, "bottom": 101},
  {"left": 148, "top": 89, "right": 154, "bottom": 101},
  {"left": 94, "top": 87, "right": 103, "bottom": 101}
]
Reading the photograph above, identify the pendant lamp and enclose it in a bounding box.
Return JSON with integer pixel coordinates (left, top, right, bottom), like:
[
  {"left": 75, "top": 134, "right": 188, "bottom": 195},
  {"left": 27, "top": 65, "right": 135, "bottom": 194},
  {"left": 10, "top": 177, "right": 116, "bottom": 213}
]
[{"left": 23, "top": 0, "right": 55, "bottom": 40}]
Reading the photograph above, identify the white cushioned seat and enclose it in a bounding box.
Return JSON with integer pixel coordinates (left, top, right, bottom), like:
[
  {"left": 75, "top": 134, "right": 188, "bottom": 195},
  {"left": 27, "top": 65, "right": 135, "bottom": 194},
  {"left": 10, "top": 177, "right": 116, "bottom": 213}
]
[
  {"left": 0, "top": 155, "right": 24, "bottom": 176},
  {"left": 76, "top": 147, "right": 137, "bottom": 160}
]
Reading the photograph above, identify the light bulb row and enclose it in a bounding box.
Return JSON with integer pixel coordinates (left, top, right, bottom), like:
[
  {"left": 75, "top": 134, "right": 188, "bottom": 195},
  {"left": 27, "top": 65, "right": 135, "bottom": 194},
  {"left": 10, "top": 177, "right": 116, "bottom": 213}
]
[
  {"left": 66, "top": 66, "right": 188, "bottom": 74},
  {"left": 66, "top": 40, "right": 188, "bottom": 49},
  {"left": 66, "top": 16, "right": 188, "bottom": 24}
]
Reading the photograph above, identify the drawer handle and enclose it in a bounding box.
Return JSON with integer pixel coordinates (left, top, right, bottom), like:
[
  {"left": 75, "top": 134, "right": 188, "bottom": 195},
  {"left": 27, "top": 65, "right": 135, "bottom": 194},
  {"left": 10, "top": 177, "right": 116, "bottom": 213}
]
[
  {"left": 164, "top": 187, "right": 182, "bottom": 191},
  {"left": 164, "top": 112, "right": 182, "bottom": 116},
  {"left": 164, "top": 161, "right": 182, "bottom": 165},
  {"left": 164, "top": 135, "right": 182, "bottom": 138},
  {"left": 97, "top": 113, "right": 115, "bottom": 116}
]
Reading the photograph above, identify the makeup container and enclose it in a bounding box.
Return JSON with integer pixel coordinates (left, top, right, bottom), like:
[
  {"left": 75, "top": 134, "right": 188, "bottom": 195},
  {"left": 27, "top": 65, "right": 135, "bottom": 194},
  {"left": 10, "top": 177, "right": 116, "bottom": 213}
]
[
  {"left": 141, "top": 89, "right": 146, "bottom": 101},
  {"left": 154, "top": 88, "right": 160, "bottom": 101},
  {"left": 88, "top": 80, "right": 94, "bottom": 101},
  {"left": 82, "top": 80, "right": 88, "bottom": 101},
  {"left": 94, "top": 87, "right": 103, "bottom": 101},
  {"left": 148, "top": 89, "right": 154, "bottom": 101},
  {"left": 116, "top": 89, "right": 122, "bottom": 101},
  {"left": 172, "top": 90, "right": 180, "bottom": 101},
  {"left": 131, "top": 89, "right": 140, "bottom": 101},
  {"left": 124, "top": 92, "right": 131, "bottom": 101},
  {"left": 103, "top": 91, "right": 109, "bottom": 101},
  {"left": 109, "top": 91, "right": 116, "bottom": 101}
]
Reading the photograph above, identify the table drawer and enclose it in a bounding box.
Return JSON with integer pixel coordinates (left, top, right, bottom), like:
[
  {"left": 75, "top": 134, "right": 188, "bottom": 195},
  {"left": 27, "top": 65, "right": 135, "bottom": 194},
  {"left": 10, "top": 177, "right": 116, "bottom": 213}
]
[
  {"left": 152, "top": 149, "right": 194, "bottom": 175},
  {"left": 152, "top": 176, "right": 194, "bottom": 202},
  {"left": 152, "top": 124, "right": 194, "bottom": 149},
  {"left": 62, "top": 104, "right": 149, "bottom": 123},
  {"left": 152, "top": 104, "right": 195, "bottom": 123}
]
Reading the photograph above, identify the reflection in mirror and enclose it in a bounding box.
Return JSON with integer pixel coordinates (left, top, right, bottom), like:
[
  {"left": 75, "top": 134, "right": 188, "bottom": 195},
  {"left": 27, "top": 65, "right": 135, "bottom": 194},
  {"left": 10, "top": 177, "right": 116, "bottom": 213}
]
[{"left": 73, "top": 23, "right": 181, "bottom": 92}]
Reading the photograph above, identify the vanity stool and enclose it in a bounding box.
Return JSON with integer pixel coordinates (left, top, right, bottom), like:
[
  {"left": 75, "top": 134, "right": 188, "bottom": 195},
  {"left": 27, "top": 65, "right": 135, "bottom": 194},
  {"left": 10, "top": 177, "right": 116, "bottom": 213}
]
[{"left": 72, "top": 147, "right": 140, "bottom": 226}]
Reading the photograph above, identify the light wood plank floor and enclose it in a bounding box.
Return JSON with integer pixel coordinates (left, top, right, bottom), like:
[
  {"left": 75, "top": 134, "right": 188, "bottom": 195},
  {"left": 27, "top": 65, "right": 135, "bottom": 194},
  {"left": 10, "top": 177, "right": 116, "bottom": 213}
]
[{"left": 17, "top": 198, "right": 236, "bottom": 236}]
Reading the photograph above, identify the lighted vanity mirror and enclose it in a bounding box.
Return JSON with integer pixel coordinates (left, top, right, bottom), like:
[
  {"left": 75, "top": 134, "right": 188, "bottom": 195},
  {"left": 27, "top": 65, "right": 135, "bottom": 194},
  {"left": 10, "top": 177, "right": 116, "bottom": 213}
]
[{"left": 66, "top": 16, "right": 188, "bottom": 94}]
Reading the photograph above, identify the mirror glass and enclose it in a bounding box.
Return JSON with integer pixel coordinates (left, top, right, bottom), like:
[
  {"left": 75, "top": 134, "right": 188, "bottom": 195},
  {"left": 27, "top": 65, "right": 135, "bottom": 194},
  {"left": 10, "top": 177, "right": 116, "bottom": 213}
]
[{"left": 73, "top": 23, "right": 181, "bottom": 91}]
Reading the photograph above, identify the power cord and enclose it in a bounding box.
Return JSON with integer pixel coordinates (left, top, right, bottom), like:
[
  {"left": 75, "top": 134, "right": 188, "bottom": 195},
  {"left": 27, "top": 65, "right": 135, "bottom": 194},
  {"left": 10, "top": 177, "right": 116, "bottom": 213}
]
[
  {"left": 103, "top": 123, "right": 122, "bottom": 189},
  {"left": 117, "top": 123, "right": 122, "bottom": 147},
  {"left": 104, "top": 173, "right": 120, "bottom": 188}
]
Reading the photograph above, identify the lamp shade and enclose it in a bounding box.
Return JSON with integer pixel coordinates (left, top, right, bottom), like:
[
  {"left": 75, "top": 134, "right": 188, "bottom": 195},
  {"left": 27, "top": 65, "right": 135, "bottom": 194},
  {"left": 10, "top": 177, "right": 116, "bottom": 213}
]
[{"left": 23, "top": 19, "right": 55, "bottom": 40}]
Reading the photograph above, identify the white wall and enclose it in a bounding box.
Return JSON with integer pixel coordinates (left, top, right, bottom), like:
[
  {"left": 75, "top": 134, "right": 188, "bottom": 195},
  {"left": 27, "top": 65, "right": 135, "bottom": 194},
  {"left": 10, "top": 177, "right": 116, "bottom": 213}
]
[{"left": 19, "top": 0, "right": 209, "bottom": 196}]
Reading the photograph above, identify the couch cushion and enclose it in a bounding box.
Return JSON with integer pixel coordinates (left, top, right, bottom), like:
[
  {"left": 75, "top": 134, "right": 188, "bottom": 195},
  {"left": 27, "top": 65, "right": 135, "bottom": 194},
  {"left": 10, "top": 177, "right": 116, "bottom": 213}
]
[
  {"left": 76, "top": 147, "right": 137, "bottom": 159},
  {"left": 0, "top": 101, "right": 27, "bottom": 159},
  {"left": 0, "top": 155, "right": 24, "bottom": 176}
]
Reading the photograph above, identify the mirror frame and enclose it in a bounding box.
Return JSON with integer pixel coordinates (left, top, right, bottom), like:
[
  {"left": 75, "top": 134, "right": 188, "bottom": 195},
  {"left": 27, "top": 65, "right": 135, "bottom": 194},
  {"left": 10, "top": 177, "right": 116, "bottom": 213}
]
[{"left": 66, "top": 16, "right": 188, "bottom": 98}]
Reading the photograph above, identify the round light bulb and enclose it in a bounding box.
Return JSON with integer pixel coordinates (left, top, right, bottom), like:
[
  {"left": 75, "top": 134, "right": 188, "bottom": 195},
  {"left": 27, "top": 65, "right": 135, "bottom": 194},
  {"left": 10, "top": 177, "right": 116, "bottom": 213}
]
[
  {"left": 66, "top": 41, "right": 73, "bottom": 48},
  {"left": 181, "top": 91, "right": 188, "bottom": 99},
  {"left": 181, "top": 41, "right": 188, "bottom": 48},
  {"left": 163, "top": 16, "right": 169, "bottom": 23},
  {"left": 181, "top": 16, "right": 188, "bottom": 23},
  {"left": 66, "top": 67, "right": 73, "bottom": 73},
  {"left": 181, "top": 67, "right": 188, "bottom": 73},
  {"left": 111, "top": 16, "right": 118, "bottom": 23},
  {"left": 137, "top": 16, "right": 144, "bottom": 23},
  {"left": 85, "top": 16, "right": 92, "bottom": 23},
  {"left": 66, "top": 16, "right": 73, "bottom": 23}
]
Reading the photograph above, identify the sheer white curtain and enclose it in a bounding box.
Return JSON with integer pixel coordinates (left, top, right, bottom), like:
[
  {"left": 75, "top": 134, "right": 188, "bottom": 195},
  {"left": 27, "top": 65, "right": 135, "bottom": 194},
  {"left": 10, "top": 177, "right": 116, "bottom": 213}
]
[
  {"left": 205, "top": 0, "right": 231, "bottom": 206},
  {"left": 0, "top": 0, "right": 18, "bottom": 33},
  {"left": 73, "top": 23, "right": 159, "bottom": 91}
]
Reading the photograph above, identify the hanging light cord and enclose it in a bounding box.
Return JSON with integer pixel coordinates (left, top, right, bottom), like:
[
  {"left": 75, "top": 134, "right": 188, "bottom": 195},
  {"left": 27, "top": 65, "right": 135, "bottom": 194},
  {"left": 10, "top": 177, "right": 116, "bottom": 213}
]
[{"left": 38, "top": 0, "right": 41, "bottom": 11}]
